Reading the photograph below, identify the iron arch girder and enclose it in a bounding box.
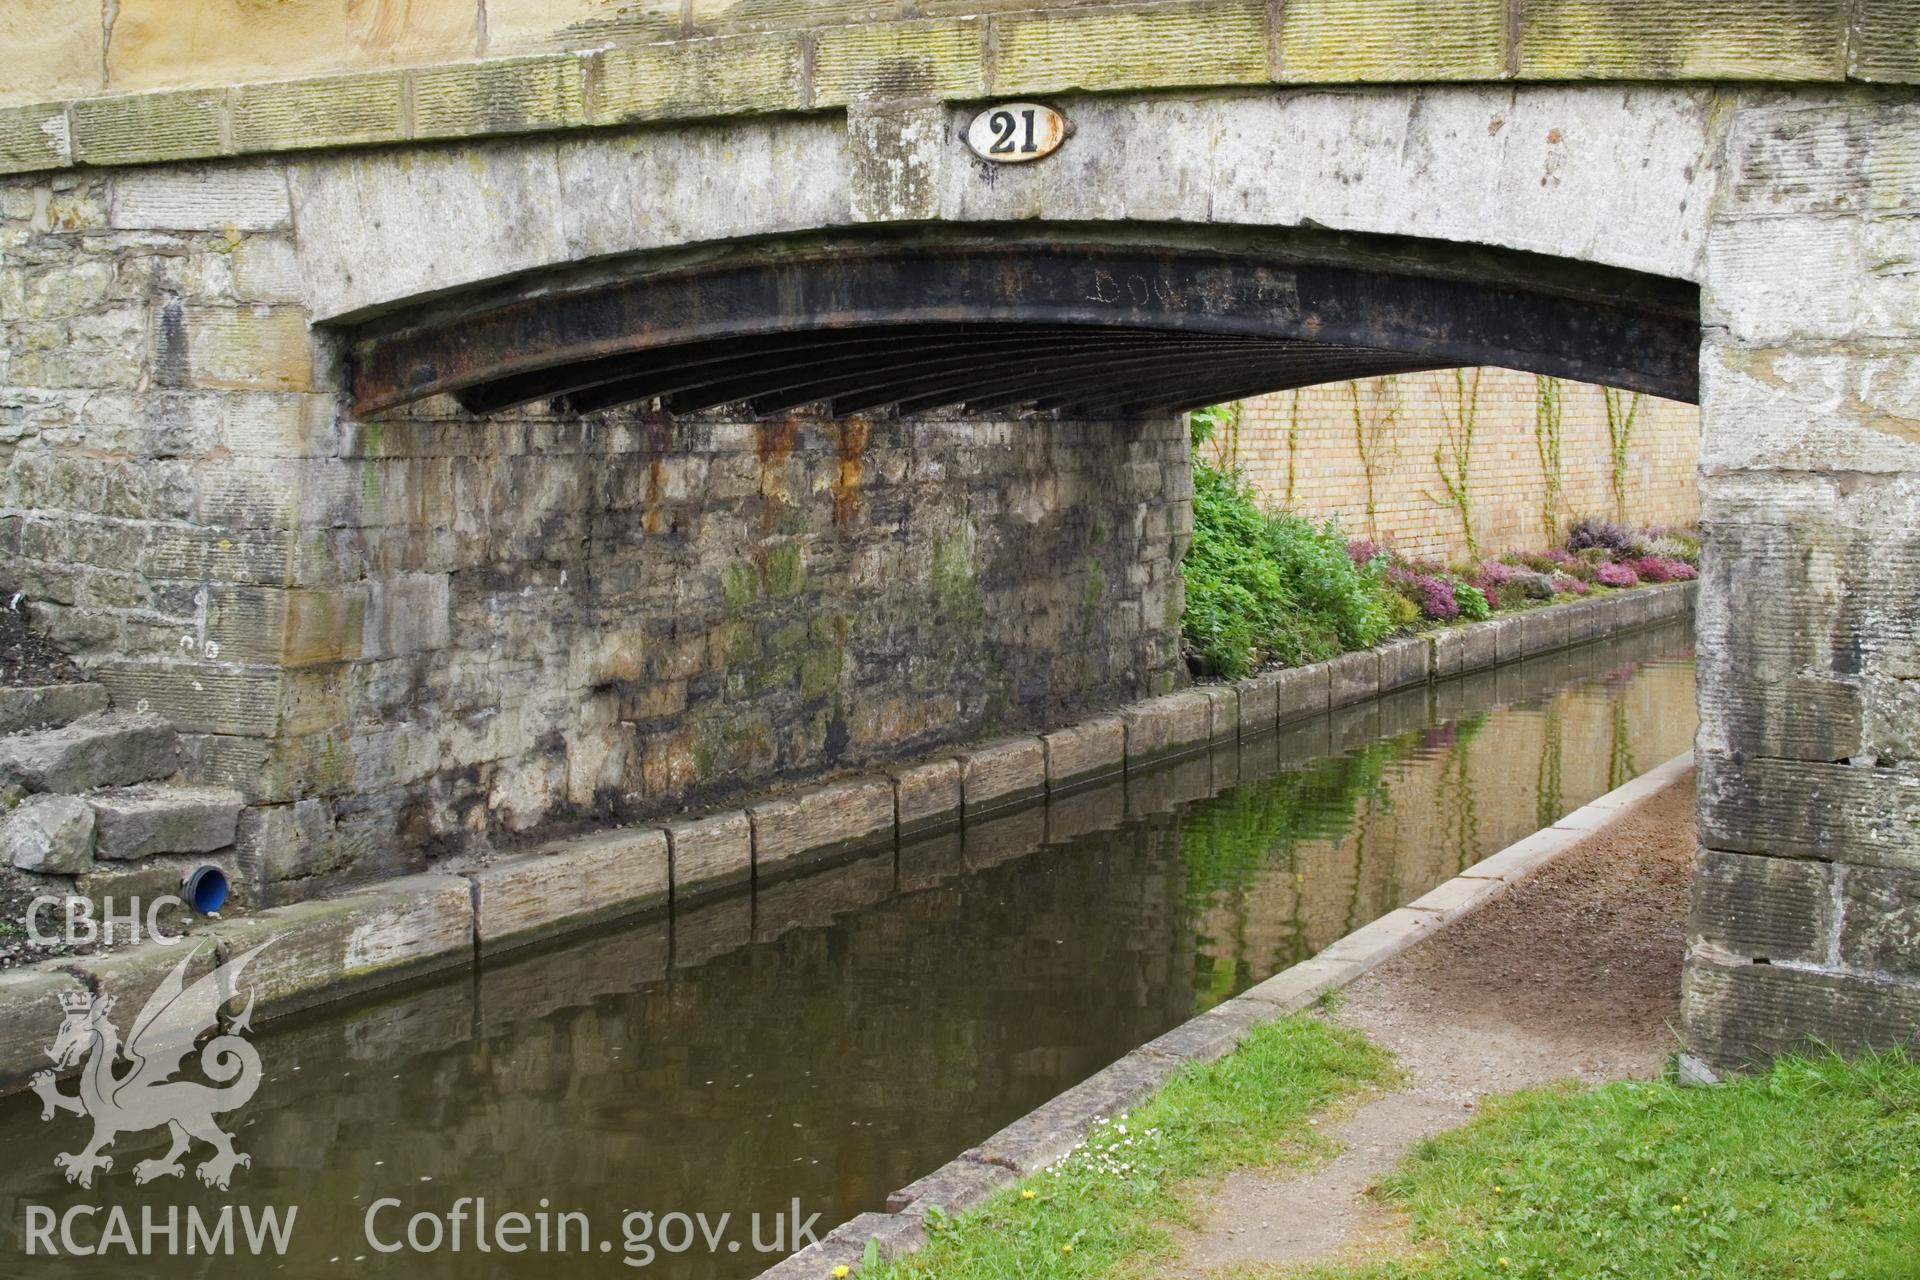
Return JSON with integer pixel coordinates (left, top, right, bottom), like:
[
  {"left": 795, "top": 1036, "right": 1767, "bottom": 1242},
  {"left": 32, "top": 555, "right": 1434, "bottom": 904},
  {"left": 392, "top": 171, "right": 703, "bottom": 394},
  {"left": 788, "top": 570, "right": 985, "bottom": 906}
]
[{"left": 347, "top": 244, "right": 1698, "bottom": 418}]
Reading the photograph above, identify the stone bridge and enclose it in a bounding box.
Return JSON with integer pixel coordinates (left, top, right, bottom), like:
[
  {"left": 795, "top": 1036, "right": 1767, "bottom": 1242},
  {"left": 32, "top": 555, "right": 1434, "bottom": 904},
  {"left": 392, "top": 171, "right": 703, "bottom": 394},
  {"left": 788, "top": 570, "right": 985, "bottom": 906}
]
[{"left": 2, "top": 1, "right": 1917, "bottom": 1071}]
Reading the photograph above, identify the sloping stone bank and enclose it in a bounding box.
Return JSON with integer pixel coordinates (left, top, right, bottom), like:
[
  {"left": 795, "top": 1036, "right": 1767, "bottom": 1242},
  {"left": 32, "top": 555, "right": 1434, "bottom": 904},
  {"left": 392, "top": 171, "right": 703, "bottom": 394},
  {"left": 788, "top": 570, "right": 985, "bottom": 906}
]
[{"left": 0, "top": 582, "right": 1694, "bottom": 1091}]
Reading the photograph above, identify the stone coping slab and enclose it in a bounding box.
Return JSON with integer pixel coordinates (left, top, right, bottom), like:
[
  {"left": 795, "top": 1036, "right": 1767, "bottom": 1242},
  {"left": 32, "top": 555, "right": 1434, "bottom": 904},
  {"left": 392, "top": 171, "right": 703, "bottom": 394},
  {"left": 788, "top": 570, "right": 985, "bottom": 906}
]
[
  {"left": 765, "top": 747, "right": 1696, "bottom": 1277},
  {"left": 0, "top": 4, "right": 1885, "bottom": 178},
  {"left": 0, "top": 583, "right": 1692, "bottom": 1098}
]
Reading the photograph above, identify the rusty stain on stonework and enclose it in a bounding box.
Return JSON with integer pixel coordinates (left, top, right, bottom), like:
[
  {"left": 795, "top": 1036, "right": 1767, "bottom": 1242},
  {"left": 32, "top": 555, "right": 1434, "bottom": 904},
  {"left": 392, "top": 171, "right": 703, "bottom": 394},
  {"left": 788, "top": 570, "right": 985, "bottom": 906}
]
[
  {"left": 643, "top": 416, "right": 673, "bottom": 535},
  {"left": 834, "top": 417, "right": 870, "bottom": 529}
]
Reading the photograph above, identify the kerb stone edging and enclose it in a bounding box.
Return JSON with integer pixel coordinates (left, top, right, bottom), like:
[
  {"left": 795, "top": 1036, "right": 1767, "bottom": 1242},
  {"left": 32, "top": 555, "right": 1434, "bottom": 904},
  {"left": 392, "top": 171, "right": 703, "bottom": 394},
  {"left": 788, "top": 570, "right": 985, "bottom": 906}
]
[
  {"left": 757, "top": 748, "right": 1699, "bottom": 1279},
  {"left": 0, "top": 582, "right": 1693, "bottom": 1094}
]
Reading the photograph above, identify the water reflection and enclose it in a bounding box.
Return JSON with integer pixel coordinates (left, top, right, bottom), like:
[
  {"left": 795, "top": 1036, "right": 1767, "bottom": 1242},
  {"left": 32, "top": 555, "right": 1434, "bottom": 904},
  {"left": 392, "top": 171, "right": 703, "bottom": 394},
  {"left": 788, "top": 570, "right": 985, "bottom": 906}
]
[{"left": 0, "top": 622, "right": 1695, "bottom": 1279}]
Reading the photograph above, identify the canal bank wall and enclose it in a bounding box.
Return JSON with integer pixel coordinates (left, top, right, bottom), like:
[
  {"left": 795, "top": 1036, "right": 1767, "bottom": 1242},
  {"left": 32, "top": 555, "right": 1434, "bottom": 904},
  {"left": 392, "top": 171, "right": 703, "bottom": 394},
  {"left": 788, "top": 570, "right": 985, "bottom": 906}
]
[
  {"left": 760, "top": 748, "right": 1701, "bottom": 1279},
  {"left": 0, "top": 581, "right": 1695, "bottom": 1092}
]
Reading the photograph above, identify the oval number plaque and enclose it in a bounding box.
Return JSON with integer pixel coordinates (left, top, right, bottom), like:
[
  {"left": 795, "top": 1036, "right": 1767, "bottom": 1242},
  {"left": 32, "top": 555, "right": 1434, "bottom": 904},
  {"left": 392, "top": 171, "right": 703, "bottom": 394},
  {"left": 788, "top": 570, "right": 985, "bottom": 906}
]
[{"left": 965, "top": 103, "right": 1068, "bottom": 163}]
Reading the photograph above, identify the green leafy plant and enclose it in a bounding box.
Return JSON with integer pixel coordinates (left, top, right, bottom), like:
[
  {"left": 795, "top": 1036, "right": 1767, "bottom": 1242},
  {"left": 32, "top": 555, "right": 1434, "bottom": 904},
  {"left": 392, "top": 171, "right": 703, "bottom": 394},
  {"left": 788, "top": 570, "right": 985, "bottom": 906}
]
[{"left": 1181, "top": 455, "right": 1393, "bottom": 678}]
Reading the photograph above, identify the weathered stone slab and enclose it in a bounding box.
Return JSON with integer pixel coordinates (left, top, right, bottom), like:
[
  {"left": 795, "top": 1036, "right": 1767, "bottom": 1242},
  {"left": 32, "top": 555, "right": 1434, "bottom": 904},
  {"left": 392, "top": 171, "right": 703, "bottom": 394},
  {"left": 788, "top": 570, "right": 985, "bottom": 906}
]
[
  {"left": 76, "top": 853, "right": 239, "bottom": 914},
  {"left": 748, "top": 777, "right": 896, "bottom": 877},
  {"left": 1040, "top": 715, "right": 1126, "bottom": 789},
  {"left": 0, "top": 964, "right": 87, "bottom": 1091},
  {"left": 1137, "top": 993, "right": 1273, "bottom": 1065},
  {"left": 755, "top": 1212, "right": 922, "bottom": 1280},
  {"left": 1683, "top": 952, "right": 1920, "bottom": 1074},
  {"left": 209, "top": 874, "right": 474, "bottom": 1018},
  {"left": 1428, "top": 627, "right": 1467, "bottom": 680},
  {"left": 663, "top": 810, "right": 752, "bottom": 901},
  {"left": 1234, "top": 672, "right": 1281, "bottom": 733},
  {"left": 57, "top": 936, "right": 221, "bottom": 1038},
  {"left": 1404, "top": 873, "right": 1508, "bottom": 919},
  {"left": 1489, "top": 615, "right": 1526, "bottom": 666},
  {"left": 967, "top": 1049, "right": 1182, "bottom": 1175},
  {"left": 2, "top": 795, "right": 94, "bottom": 873},
  {"left": 0, "top": 713, "right": 177, "bottom": 794},
  {"left": 110, "top": 165, "right": 292, "bottom": 232},
  {"left": 887, "top": 1155, "right": 1016, "bottom": 1215},
  {"left": 994, "top": 0, "right": 1266, "bottom": 95},
  {"left": 1326, "top": 650, "right": 1378, "bottom": 709},
  {"left": 1517, "top": 0, "right": 1848, "bottom": 81},
  {"left": 1198, "top": 687, "right": 1244, "bottom": 744},
  {"left": 1688, "top": 848, "right": 1831, "bottom": 965},
  {"left": 89, "top": 785, "right": 242, "bottom": 861},
  {"left": 1376, "top": 636, "right": 1430, "bottom": 692},
  {"left": 1836, "top": 864, "right": 1920, "bottom": 977},
  {"left": 957, "top": 736, "right": 1047, "bottom": 816},
  {"left": 1239, "top": 956, "right": 1360, "bottom": 1011},
  {"left": 466, "top": 826, "right": 668, "bottom": 952},
  {"left": 889, "top": 756, "right": 962, "bottom": 835},
  {"left": 0, "top": 683, "right": 107, "bottom": 735},
  {"left": 1699, "top": 752, "right": 1920, "bottom": 870},
  {"left": 1120, "top": 690, "right": 1211, "bottom": 763},
  {"left": 1316, "top": 906, "right": 1443, "bottom": 969},
  {"left": 1272, "top": 663, "right": 1332, "bottom": 724}
]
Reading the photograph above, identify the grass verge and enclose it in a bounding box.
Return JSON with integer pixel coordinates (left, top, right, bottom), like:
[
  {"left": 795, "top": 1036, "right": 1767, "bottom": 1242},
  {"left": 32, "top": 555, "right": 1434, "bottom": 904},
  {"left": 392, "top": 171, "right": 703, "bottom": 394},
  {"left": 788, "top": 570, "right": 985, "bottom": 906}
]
[
  {"left": 865, "top": 1016, "right": 1396, "bottom": 1279},
  {"left": 1302, "top": 1049, "right": 1920, "bottom": 1280}
]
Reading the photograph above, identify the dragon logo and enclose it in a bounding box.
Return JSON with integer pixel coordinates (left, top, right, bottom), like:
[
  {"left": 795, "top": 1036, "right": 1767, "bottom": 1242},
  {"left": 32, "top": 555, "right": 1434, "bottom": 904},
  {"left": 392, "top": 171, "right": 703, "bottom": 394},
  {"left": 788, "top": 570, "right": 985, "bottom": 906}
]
[{"left": 30, "top": 943, "right": 270, "bottom": 1191}]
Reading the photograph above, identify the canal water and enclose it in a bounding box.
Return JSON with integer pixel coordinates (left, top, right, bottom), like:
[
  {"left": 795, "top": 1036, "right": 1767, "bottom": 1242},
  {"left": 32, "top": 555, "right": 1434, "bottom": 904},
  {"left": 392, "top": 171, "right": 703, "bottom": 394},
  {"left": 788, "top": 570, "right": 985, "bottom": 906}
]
[{"left": 0, "top": 620, "right": 1695, "bottom": 1278}]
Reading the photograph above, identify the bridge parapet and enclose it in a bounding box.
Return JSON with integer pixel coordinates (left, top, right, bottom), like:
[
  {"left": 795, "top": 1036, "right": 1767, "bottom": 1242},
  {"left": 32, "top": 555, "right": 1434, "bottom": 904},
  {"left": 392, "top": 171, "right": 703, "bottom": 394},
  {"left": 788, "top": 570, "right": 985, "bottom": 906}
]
[{"left": 4, "top": 0, "right": 1916, "bottom": 177}]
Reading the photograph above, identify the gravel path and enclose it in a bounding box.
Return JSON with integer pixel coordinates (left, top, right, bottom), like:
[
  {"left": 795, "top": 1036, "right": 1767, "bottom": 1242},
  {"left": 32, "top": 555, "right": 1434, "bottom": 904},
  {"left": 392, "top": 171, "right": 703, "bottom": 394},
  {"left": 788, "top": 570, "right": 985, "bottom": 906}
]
[{"left": 1174, "top": 770, "right": 1697, "bottom": 1275}]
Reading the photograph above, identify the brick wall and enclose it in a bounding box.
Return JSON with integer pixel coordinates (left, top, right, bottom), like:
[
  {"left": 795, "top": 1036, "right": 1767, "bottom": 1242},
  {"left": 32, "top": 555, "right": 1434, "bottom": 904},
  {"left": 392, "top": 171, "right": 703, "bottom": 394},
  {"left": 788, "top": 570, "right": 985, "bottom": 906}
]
[{"left": 1227, "top": 367, "right": 1698, "bottom": 563}]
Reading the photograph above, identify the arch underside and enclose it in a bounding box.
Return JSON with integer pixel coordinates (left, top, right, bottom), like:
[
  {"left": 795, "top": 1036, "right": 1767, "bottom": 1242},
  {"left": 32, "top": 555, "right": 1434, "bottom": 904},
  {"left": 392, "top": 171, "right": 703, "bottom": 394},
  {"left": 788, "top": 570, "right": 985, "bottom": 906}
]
[{"left": 348, "top": 240, "right": 1700, "bottom": 420}]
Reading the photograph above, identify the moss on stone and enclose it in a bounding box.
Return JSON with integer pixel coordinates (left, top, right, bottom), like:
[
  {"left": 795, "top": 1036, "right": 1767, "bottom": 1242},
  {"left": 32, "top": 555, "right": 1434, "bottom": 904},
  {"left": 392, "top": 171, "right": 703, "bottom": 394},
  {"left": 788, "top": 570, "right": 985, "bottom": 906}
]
[
  {"left": 764, "top": 544, "right": 806, "bottom": 598},
  {"left": 812, "top": 18, "right": 986, "bottom": 106},
  {"left": 722, "top": 562, "right": 758, "bottom": 611},
  {"left": 1281, "top": 0, "right": 1505, "bottom": 82},
  {"left": 1515, "top": 0, "right": 1847, "bottom": 81},
  {"left": 799, "top": 647, "right": 843, "bottom": 701}
]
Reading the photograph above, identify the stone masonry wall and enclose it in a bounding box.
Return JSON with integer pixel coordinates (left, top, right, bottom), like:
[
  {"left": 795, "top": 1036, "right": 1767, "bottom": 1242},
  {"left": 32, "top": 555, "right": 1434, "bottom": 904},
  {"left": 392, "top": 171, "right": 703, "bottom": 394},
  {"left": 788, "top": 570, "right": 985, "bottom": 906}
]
[
  {"left": 0, "top": 161, "right": 1189, "bottom": 898},
  {"left": 1232, "top": 368, "right": 1699, "bottom": 563}
]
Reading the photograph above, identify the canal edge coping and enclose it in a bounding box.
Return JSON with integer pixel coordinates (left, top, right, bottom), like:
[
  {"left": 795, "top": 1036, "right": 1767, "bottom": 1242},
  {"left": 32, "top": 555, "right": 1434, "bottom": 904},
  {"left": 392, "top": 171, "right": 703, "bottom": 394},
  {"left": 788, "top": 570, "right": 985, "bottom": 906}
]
[
  {"left": 756, "top": 747, "right": 1700, "bottom": 1279},
  {"left": 0, "top": 581, "right": 1696, "bottom": 1092}
]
